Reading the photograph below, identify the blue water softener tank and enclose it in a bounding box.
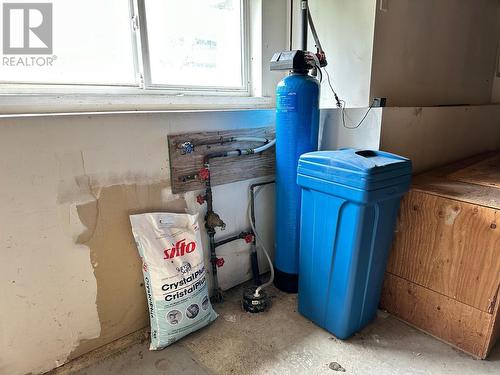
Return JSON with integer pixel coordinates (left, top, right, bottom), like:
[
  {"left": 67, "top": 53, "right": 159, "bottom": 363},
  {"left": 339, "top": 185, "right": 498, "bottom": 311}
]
[
  {"left": 274, "top": 72, "right": 320, "bottom": 293},
  {"left": 297, "top": 149, "right": 412, "bottom": 338}
]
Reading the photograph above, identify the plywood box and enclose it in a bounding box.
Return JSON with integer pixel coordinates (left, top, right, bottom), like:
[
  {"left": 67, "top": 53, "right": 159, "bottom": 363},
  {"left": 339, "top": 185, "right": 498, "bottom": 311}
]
[{"left": 380, "top": 152, "right": 500, "bottom": 359}]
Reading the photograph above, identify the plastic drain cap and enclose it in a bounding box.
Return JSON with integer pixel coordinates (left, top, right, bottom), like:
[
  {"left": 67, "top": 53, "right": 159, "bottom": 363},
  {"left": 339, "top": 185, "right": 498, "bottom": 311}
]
[{"left": 242, "top": 287, "right": 269, "bottom": 313}]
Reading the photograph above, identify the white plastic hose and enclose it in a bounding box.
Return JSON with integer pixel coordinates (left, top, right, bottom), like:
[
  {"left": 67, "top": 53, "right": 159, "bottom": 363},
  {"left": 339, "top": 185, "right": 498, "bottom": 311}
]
[
  {"left": 247, "top": 185, "right": 275, "bottom": 297},
  {"left": 225, "top": 139, "right": 276, "bottom": 158},
  {"left": 233, "top": 137, "right": 270, "bottom": 143},
  {"left": 252, "top": 139, "right": 276, "bottom": 154}
]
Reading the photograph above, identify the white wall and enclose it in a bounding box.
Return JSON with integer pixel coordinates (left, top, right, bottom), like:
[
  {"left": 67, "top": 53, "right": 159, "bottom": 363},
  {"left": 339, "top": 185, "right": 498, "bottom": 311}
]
[
  {"left": 289, "top": 0, "right": 500, "bottom": 108},
  {"left": 320, "top": 105, "right": 500, "bottom": 174},
  {"left": 380, "top": 105, "right": 500, "bottom": 173},
  {"left": 320, "top": 107, "right": 382, "bottom": 150},
  {"left": 291, "top": 0, "right": 377, "bottom": 108},
  {"left": 0, "top": 110, "right": 276, "bottom": 375},
  {"left": 371, "top": 0, "right": 500, "bottom": 107}
]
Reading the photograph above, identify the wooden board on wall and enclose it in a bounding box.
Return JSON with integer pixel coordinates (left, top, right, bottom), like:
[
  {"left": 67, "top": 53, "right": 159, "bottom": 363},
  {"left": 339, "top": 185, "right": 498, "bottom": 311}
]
[{"left": 168, "top": 127, "right": 275, "bottom": 194}]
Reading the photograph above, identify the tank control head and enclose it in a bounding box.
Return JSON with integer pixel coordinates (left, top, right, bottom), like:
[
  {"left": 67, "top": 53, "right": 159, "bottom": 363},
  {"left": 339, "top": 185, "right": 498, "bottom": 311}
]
[{"left": 270, "top": 50, "right": 326, "bottom": 73}]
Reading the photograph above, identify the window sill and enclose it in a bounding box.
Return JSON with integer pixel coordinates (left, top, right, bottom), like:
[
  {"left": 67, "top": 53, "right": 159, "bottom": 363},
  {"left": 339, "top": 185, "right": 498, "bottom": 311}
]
[{"left": 0, "top": 93, "right": 275, "bottom": 117}]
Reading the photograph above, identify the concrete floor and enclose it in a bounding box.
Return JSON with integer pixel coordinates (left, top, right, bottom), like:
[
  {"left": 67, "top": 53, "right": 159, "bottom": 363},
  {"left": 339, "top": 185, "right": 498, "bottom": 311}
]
[{"left": 75, "top": 284, "right": 500, "bottom": 375}]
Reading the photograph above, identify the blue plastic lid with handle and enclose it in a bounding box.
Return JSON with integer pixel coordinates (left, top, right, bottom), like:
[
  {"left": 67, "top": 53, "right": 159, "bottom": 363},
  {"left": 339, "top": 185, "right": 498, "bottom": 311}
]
[{"left": 297, "top": 148, "right": 412, "bottom": 191}]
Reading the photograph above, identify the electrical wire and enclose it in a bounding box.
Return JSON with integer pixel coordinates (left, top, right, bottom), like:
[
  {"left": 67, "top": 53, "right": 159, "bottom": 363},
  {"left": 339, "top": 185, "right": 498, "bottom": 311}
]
[
  {"left": 341, "top": 102, "right": 374, "bottom": 129},
  {"left": 323, "top": 67, "right": 374, "bottom": 129},
  {"left": 247, "top": 185, "right": 274, "bottom": 297},
  {"left": 314, "top": 63, "right": 323, "bottom": 83},
  {"left": 323, "top": 68, "right": 342, "bottom": 108},
  {"left": 252, "top": 139, "right": 276, "bottom": 154}
]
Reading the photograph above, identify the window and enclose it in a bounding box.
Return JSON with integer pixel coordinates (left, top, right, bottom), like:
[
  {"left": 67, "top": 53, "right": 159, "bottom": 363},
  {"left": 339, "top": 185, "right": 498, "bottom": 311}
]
[
  {"left": 0, "top": 0, "right": 136, "bottom": 86},
  {"left": 0, "top": 0, "right": 248, "bottom": 94},
  {"left": 143, "top": 0, "right": 246, "bottom": 91}
]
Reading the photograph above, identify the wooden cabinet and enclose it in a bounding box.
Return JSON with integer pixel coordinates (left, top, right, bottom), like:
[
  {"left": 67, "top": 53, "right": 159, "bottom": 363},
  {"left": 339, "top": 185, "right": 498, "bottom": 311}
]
[{"left": 380, "top": 152, "right": 500, "bottom": 359}]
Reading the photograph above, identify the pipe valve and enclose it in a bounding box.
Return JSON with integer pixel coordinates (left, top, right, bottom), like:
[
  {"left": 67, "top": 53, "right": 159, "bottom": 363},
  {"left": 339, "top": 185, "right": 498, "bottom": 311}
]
[
  {"left": 199, "top": 168, "right": 210, "bottom": 181},
  {"left": 179, "top": 141, "right": 195, "bottom": 155},
  {"left": 206, "top": 211, "right": 226, "bottom": 231},
  {"left": 244, "top": 233, "right": 254, "bottom": 244},
  {"left": 215, "top": 257, "right": 225, "bottom": 267}
]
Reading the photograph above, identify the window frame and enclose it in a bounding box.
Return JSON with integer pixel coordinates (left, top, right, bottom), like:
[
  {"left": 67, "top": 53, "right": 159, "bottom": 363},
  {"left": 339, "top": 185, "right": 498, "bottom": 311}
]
[{"left": 0, "top": 0, "right": 140, "bottom": 88}]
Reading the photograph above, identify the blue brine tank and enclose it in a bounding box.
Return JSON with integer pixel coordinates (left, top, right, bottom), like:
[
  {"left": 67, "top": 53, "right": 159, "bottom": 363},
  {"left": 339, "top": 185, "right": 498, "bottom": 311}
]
[
  {"left": 296, "top": 149, "right": 412, "bottom": 338},
  {"left": 274, "top": 72, "right": 320, "bottom": 293}
]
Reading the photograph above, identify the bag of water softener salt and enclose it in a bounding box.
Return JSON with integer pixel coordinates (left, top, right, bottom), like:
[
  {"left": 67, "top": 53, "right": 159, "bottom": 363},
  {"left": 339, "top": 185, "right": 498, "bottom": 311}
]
[{"left": 130, "top": 212, "right": 218, "bottom": 350}]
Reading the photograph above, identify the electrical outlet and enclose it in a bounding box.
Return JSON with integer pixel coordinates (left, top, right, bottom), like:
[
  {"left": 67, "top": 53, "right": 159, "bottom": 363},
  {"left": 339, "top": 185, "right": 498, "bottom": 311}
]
[{"left": 372, "top": 97, "right": 387, "bottom": 108}]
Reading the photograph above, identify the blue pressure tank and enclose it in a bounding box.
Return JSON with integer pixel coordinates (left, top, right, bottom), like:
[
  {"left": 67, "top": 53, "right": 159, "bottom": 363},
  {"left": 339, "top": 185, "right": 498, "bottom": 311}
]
[{"left": 274, "top": 72, "right": 320, "bottom": 293}]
